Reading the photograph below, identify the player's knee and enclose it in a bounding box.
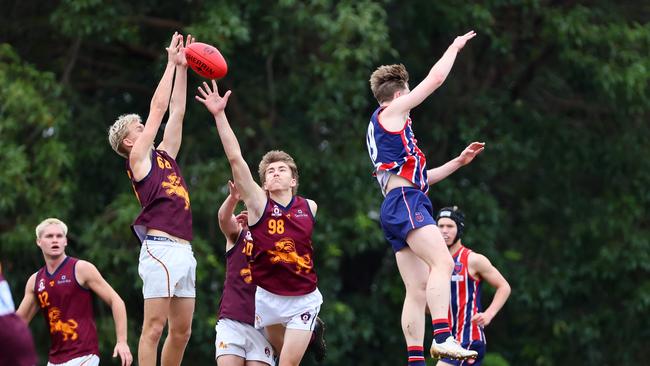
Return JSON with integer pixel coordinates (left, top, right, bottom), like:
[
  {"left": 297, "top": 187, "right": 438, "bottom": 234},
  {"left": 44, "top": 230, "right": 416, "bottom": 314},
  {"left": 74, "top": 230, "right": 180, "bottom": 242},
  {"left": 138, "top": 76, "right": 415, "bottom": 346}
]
[
  {"left": 142, "top": 322, "right": 165, "bottom": 343},
  {"left": 168, "top": 325, "right": 192, "bottom": 344},
  {"left": 405, "top": 280, "right": 427, "bottom": 303}
]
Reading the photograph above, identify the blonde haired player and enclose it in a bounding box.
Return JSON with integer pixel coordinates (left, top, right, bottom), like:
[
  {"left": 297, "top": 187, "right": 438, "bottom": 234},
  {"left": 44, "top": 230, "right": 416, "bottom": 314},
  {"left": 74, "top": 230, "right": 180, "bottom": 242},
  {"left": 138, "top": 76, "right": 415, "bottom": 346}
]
[
  {"left": 107, "top": 32, "right": 196, "bottom": 366},
  {"left": 16, "top": 218, "right": 132, "bottom": 366}
]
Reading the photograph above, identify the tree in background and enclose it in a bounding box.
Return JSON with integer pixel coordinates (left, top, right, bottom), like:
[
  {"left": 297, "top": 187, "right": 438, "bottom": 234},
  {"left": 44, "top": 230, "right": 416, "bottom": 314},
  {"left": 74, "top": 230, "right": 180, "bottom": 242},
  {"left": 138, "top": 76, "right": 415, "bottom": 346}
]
[{"left": 1, "top": 1, "right": 648, "bottom": 365}]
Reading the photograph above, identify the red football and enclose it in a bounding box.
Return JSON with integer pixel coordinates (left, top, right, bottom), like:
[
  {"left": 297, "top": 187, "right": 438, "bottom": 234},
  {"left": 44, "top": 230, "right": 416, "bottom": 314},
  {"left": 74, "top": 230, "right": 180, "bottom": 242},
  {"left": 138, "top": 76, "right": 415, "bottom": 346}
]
[{"left": 185, "top": 42, "right": 228, "bottom": 79}]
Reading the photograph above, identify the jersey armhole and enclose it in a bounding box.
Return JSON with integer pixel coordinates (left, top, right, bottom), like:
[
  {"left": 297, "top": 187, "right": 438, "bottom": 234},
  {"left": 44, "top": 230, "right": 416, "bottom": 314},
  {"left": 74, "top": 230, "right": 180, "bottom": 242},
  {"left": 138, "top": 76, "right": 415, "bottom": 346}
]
[
  {"left": 248, "top": 197, "right": 269, "bottom": 229},
  {"left": 73, "top": 260, "right": 91, "bottom": 292},
  {"left": 376, "top": 109, "right": 408, "bottom": 135},
  {"left": 225, "top": 229, "right": 245, "bottom": 256},
  {"left": 129, "top": 149, "right": 155, "bottom": 184},
  {"left": 466, "top": 251, "right": 482, "bottom": 283}
]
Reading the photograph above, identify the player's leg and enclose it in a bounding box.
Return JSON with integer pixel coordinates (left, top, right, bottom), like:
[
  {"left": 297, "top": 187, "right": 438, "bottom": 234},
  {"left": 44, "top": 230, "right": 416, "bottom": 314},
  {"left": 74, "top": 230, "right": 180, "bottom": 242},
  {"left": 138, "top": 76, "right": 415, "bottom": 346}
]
[
  {"left": 161, "top": 297, "right": 194, "bottom": 365},
  {"left": 217, "top": 355, "right": 246, "bottom": 366},
  {"left": 406, "top": 225, "right": 477, "bottom": 360},
  {"left": 276, "top": 328, "right": 311, "bottom": 366},
  {"left": 405, "top": 224, "right": 453, "bottom": 320},
  {"left": 264, "top": 324, "right": 285, "bottom": 354},
  {"left": 395, "top": 247, "right": 429, "bottom": 345},
  {"left": 139, "top": 297, "right": 171, "bottom": 366}
]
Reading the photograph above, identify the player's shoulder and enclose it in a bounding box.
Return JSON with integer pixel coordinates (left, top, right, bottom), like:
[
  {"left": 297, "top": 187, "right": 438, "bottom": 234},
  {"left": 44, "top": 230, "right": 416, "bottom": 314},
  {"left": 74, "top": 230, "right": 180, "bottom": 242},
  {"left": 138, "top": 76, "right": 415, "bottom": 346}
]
[{"left": 468, "top": 250, "right": 493, "bottom": 270}]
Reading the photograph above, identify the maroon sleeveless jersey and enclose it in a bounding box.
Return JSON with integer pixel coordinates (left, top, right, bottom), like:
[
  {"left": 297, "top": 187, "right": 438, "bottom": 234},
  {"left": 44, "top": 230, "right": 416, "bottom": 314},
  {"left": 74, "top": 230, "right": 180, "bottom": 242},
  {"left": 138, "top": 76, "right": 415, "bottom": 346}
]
[
  {"left": 218, "top": 229, "right": 255, "bottom": 325},
  {"left": 34, "top": 257, "right": 99, "bottom": 364},
  {"left": 249, "top": 196, "right": 318, "bottom": 295},
  {"left": 0, "top": 273, "right": 38, "bottom": 366},
  {"left": 127, "top": 149, "right": 193, "bottom": 242}
]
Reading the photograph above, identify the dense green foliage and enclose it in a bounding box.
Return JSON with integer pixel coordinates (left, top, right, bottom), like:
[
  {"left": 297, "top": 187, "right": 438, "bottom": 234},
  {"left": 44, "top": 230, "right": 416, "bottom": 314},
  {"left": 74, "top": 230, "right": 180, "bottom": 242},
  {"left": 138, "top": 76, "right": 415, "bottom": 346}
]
[{"left": 1, "top": 1, "right": 649, "bottom": 365}]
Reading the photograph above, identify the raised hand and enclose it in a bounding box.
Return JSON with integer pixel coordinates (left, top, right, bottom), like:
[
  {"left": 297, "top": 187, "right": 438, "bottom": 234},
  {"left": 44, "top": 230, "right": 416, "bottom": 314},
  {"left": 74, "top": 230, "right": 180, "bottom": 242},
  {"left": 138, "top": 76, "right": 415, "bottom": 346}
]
[
  {"left": 457, "top": 141, "right": 485, "bottom": 165},
  {"left": 195, "top": 79, "right": 232, "bottom": 115},
  {"left": 166, "top": 32, "right": 183, "bottom": 64},
  {"left": 235, "top": 210, "right": 248, "bottom": 227},
  {"left": 228, "top": 180, "right": 241, "bottom": 201},
  {"left": 175, "top": 34, "right": 195, "bottom": 67},
  {"left": 451, "top": 30, "right": 477, "bottom": 51}
]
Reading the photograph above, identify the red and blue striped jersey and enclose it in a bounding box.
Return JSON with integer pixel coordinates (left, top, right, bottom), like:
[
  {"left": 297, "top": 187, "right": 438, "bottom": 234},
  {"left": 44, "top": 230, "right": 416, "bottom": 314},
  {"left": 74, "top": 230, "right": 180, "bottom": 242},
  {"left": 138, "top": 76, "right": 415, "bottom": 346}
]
[
  {"left": 449, "top": 246, "right": 486, "bottom": 344},
  {"left": 366, "top": 106, "right": 428, "bottom": 195}
]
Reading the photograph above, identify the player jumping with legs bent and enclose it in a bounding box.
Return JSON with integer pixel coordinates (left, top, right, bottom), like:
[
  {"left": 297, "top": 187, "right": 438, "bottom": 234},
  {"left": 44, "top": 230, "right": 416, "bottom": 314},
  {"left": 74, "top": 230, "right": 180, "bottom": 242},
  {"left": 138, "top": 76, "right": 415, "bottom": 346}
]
[
  {"left": 108, "top": 32, "right": 195, "bottom": 366},
  {"left": 196, "top": 81, "right": 323, "bottom": 366},
  {"left": 366, "top": 30, "right": 484, "bottom": 364}
]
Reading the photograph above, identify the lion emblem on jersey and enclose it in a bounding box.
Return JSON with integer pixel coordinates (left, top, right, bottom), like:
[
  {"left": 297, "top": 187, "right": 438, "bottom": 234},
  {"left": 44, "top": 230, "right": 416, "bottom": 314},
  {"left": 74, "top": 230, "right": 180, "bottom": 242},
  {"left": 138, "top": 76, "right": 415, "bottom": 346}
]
[
  {"left": 48, "top": 307, "right": 78, "bottom": 341},
  {"left": 240, "top": 265, "right": 253, "bottom": 284},
  {"left": 267, "top": 238, "right": 312, "bottom": 274},
  {"left": 161, "top": 172, "right": 190, "bottom": 210}
]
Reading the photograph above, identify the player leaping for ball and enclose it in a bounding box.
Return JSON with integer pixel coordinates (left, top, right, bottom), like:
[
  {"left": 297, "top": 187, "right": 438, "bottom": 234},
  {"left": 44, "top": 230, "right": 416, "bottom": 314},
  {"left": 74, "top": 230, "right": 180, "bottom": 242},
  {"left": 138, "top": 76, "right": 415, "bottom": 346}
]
[
  {"left": 107, "top": 32, "right": 196, "bottom": 366},
  {"left": 196, "top": 81, "right": 323, "bottom": 366},
  {"left": 366, "top": 31, "right": 484, "bottom": 364}
]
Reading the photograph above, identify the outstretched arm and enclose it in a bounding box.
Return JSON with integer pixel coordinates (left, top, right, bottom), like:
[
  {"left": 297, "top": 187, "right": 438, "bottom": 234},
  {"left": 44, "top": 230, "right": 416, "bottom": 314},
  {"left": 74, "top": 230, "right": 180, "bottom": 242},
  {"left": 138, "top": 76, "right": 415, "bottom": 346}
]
[
  {"left": 427, "top": 142, "right": 485, "bottom": 185},
  {"left": 218, "top": 180, "right": 242, "bottom": 250},
  {"left": 130, "top": 32, "right": 183, "bottom": 181},
  {"left": 196, "top": 81, "right": 267, "bottom": 223},
  {"left": 469, "top": 253, "right": 511, "bottom": 328},
  {"left": 15, "top": 274, "right": 38, "bottom": 323},
  {"left": 76, "top": 261, "right": 132, "bottom": 366},
  {"left": 383, "top": 31, "right": 476, "bottom": 120},
  {"left": 158, "top": 34, "right": 195, "bottom": 159}
]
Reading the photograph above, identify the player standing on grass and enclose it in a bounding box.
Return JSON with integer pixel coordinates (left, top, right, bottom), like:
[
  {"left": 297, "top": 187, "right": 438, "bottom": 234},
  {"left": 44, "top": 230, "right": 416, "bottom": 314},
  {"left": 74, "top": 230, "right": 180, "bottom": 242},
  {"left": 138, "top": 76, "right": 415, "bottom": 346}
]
[
  {"left": 436, "top": 206, "right": 511, "bottom": 366},
  {"left": 16, "top": 218, "right": 132, "bottom": 366},
  {"left": 366, "top": 30, "right": 483, "bottom": 364}
]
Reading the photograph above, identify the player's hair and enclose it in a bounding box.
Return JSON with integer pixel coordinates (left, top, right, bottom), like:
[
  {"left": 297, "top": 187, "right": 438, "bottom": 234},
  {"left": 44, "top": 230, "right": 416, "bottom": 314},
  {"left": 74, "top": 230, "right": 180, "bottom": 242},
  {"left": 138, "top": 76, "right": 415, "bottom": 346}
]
[
  {"left": 369, "top": 64, "right": 409, "bottom": 104},
  {"left": 258, "top": 150, "right": 299, "bottom": 195},
  {"left": 35, "top": 218, "right": 68, "bottom": 239},
  {"left": 108, "top": 114, "right": 142, "bottom": 158}
]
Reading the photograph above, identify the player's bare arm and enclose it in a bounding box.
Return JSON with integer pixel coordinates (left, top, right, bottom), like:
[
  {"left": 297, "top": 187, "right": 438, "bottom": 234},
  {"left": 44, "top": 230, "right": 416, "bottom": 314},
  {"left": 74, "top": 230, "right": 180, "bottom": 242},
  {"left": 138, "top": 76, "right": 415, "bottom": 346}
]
[
  {"left": 427, "top": 141, "right": 485, "bottom": 185},
  {"left": 15, "top": 273, "right": 38, "bottom": 323},
  {"left": 382, "top": 30, "right": 477, "bottom": 131},
  {"left": 158, "top": 34, "right": 195, "bottom": 159},
  {"left": 129, "top": 32, "right": 183, "bottom": 181},
  {"left": 195, "top": 80, "right": 267, "bottom": 222},
  {"left": 218, "top": 180, "right": 243, "bottom": 250},
  {"left": 468, "top": 253, "right": 511, "bottom": 327},
  {"left": 76, "top": 260, "right": 133, "bottom": 366},
  {"left": 307, "top": 199, "right": 318, "bottom": 217}
]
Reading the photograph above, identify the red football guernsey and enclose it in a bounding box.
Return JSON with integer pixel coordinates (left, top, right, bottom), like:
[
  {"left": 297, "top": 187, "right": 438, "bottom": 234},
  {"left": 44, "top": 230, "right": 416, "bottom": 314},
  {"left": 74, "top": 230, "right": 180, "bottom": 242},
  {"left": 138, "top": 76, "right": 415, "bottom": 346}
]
[
  {"left": 249, "top": 196, "right": 318, "bottom": 296},
  {"left": 34, "top": 257, "right": 99, "bottom": 364},
  {"left": 126, "top": 149, "right": 193, "bottom": 242}
]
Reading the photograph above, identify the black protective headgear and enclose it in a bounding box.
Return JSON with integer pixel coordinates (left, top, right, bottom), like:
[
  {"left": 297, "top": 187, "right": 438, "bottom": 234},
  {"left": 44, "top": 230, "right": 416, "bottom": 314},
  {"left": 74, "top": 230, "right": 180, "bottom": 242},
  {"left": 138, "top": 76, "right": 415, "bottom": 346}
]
[{"left": 436, "top": 206, "right": 465, "bottom": 244}]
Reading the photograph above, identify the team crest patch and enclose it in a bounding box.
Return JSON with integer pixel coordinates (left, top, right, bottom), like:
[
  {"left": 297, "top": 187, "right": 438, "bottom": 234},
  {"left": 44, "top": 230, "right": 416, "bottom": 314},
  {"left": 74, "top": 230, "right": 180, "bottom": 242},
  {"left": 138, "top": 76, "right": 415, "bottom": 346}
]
[
  {"left": 218, "top": 341, "right": 228, "bottom": 349},
  {"left": 300, "top": 312, "right": 312, "bottom": 324},
  {"left": 265, "top": 346, "right": 271, "bottom": 357},
  {"left": 49, "top": 280, "right": 55, "bottom": 287},
  {"left": 454, "top": 262, "right": 463, "bottom": 274},
  {"left": 272, "top": 205, "right": 282, "bottom": 217},
  {"left": 415, "top": 211, "right": 424, "bottom": 223},
  {"left": 38, "top": 279, "right": 45, "bottom": 292}
]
